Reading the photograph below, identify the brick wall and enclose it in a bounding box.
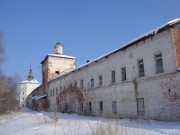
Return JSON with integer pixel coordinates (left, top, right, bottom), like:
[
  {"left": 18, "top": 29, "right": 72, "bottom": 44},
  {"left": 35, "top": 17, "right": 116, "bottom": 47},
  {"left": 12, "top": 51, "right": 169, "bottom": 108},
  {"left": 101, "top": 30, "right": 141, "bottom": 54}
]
[{"left": 172, "top": 27, "right": 180, "bottom": 67}]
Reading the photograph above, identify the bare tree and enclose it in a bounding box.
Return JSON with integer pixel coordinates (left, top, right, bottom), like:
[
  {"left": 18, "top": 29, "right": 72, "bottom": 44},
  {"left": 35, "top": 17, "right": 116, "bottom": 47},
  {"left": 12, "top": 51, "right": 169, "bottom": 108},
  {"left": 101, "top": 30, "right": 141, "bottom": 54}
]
[
  {"left": 0, "top": 32, "right": 19, "bottom": 115},
  {"left": 0, "top": 32, "right": 5, "bottom": 65}
]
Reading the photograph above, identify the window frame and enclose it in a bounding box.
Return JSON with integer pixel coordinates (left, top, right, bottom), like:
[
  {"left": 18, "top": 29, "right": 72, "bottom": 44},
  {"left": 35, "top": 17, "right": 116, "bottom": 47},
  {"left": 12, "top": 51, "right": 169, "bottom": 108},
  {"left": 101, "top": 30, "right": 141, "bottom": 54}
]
[
  {"left": 74, "top": 81, "right": 77, "bottom": 87},
  {"left": 56, "top": 87, "right": 58, "bottom": 96},
  {"left": 112, "top": 101, "right": 117, "bottom": 113},
  {"left": 98, "top": 75, "right": 102, "bottom": 86},
  {"left": 137, "top": 98, "right": 145, "bottom": 115},
  {"left": 138, "top": 59, "right": 145, "bottom": 77},
  {"left": 89, "top": 102, "right": 91, "bottom": 111},
  {"left": 154, "top": 52, "right": 164, "bottom": 74},
  {"left": 111, "top": 70, "right": 116, "bottom": 84},
  {"left": 99, "top": 101, "right": 103, "bottom": 112},
  {"left": 91, "top": 78, "right": 94, "bottom": 88},
  {"left": 80, "top": 79, "right": 84, "bottom": 89},
  {"left": 121, "top": 67, "right": 127, "bottom": 81}
]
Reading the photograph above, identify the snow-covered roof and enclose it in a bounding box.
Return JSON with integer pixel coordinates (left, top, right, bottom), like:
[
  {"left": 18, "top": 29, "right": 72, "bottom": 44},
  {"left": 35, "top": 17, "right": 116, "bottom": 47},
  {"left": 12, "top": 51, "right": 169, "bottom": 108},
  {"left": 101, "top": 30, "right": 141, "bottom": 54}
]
[
  {"left": 20, "top": 78, "right": 39, "bottom": 84},
  {"left": 48, "top": 18, "right": 180, "bottom": 83},
  {"left": 32, "top": 95, "right": 47, "bottom": 100},
  {"left": 47, "top": 54, "right": 76, "bottom": 59},
  {"left": 41, "top": 54, "right": 76, "bottom": 64}
]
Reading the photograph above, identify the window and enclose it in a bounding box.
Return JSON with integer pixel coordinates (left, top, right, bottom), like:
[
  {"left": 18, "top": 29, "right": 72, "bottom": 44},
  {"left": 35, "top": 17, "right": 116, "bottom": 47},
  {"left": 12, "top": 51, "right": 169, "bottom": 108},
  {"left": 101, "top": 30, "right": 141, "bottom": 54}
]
[
  {"left": 23, "top": 92, "right": 24, "bottom": 95},
  {"left": 56, "top": 87, "right": 58, "bottom": 96},
  {"left": 91, "top": 78, "right": 94, "bottom": 87},
  {"left": 121, "top": 67, "right": 126, "bottom": 81},
  {"left": 137, "top": 98, "right": 145, "bottom": 114},
  {"left": 89, "top": 102, "right": 91, "bottom": 111},
  {"left": 74, "top": 82, "right": 77, "bottom": 87},
  {"left": 155, "top": 53, "right": 163, "bottom": 73},
  {"left": 138, "top": 59, "right": 145, "bottom": 77},
  {"left": 80, "top": 80, "right": 84, "bottom": 89},
  {"left": 99, "top": 101, "right": 103, "bottom": 111},
  {"left": 81, "top": 103, "right": 83, "bottom": 111},
  {"left": 53, "top": 88, "right": 55, "bottom": 96},
  {"left": 111, "top": 70, "right": 116, "bottom": 83},
  {"left": 55, "top": 71, "right": 60, "bottom": 74},
  {"left": 50, "top": 89, "right": 52, "bottom": 96},
  {"left": 23, "top": 98, "right": 24, "bottom": 101},
  {"left": 98, "top": 75, "right": 102, "bottom": 86},
  {"left": 112, "top": 101, "right": 117, "bottom": 113}
]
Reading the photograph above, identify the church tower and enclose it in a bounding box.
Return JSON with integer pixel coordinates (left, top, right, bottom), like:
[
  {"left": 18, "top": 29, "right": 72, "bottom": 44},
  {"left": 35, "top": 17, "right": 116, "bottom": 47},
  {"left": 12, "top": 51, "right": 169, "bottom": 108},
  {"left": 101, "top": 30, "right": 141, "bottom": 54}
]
[{"left": 20, "top": 68, "right": 39, "bottom": 108}]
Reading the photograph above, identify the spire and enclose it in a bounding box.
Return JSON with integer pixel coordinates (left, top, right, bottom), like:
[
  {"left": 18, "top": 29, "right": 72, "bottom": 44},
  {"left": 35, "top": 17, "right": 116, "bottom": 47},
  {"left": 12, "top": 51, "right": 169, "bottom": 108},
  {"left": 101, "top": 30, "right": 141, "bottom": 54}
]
[{"left": 27, "top": 67, "right": 34, "bottom": 81}]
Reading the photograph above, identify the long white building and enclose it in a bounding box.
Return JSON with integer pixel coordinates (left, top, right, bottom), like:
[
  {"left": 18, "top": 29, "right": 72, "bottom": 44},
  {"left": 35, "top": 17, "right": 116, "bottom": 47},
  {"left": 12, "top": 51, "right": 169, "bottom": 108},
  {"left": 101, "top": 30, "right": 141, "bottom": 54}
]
[{"left": 28, "top": 19, "right": 180, "bottom": 121}]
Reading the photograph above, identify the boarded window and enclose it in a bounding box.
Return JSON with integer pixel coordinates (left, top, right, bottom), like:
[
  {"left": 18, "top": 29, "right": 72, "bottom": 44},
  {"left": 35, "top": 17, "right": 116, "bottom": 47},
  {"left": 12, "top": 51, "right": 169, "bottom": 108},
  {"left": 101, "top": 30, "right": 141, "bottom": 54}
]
[
  {"left": 122, "top": 67, "right": 126, "bottom": 81},
  {"left": 138, "top": 59, "right": 145, "bottom": 77},
  {"left": 137, "top": 98, "right": 145, "bottom": 114},
  {"left": 112, "top": 101, "right": 117, "bottom": 113},
  {"left": 155, "top": 53, "right": 163, "bottom": 73}
]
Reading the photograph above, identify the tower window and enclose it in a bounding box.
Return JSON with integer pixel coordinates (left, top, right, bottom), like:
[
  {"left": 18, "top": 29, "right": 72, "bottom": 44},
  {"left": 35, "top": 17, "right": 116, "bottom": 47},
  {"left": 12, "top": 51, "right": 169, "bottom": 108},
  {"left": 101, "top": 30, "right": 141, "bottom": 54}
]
[{"left": 55, "top": 71, "right": 60, "bottom": 74}]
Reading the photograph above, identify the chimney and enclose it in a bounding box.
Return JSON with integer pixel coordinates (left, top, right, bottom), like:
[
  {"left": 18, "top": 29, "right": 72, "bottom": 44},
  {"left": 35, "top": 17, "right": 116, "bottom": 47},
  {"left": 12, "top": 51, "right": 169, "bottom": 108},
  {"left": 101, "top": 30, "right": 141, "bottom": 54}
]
[
  {"left": 54, "top": 42, "right": 64, "bottom": 55},
  {"left": 86, "top": 59, "right": 90, "bottom": 63}
]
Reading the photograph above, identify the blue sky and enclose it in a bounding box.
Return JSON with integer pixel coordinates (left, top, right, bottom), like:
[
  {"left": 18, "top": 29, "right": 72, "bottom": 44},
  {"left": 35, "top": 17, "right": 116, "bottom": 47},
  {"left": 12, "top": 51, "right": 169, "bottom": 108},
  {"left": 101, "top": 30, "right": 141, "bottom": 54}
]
[{"left": 0, "top": 0, "right": 180, "bottom": 83}]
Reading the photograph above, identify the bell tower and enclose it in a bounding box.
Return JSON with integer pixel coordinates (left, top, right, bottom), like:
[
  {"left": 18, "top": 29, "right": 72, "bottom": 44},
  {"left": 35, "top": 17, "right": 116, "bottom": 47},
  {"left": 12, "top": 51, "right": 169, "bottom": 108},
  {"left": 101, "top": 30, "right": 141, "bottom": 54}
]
[{"left": 20, "top": 68, "right": 39, "bottom": 108}]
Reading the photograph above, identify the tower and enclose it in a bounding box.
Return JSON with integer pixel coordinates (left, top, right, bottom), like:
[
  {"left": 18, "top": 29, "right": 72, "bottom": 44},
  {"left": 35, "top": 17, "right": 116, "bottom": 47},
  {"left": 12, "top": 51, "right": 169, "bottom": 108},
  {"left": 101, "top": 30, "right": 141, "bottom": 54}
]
[
  {"left": 41, "top": 42, "right": 76, "bottom": 93},
  {"left": 20, "top": 68, "right": 39, "bottom": 108}
]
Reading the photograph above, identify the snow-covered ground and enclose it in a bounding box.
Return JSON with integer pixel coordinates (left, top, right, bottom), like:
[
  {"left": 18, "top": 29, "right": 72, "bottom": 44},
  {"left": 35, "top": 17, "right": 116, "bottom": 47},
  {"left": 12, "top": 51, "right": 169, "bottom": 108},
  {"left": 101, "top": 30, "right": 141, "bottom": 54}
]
[{"left": 0, "top": 109, "right": 179, "bottom": 135}]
